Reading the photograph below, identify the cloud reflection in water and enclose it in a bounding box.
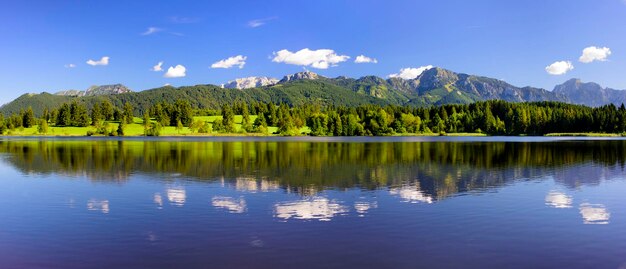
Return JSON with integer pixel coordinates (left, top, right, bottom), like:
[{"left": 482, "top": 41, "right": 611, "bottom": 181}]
[
  {"left": 389, "top": 185, "right": 433, "bottom": 204},
  {"left": 235, "top": 178, "right": 280, "bottom": 192},
  {"left": 87, "top": 199, "right": 110, "bottom": 214},
  {"left": 153, "top": 193, "right": 163, "bottom": 209},
  {"left": 545, "top": 191, "right": 573, "bottom": 208},
  {"left": 354, "top": 201, "right": 378, "bottom": 217},
  {"left": 212, "top": 196, "right": 247, "bottom": 213},
  {"left": 167, "top": 187, "right": 186, "bottom": 207},
  {"left": 579, "top": 203, "right": 610, "bottom": 225},
  {"left": 274, "top": 197, "right": 349, "bottom": 221}
]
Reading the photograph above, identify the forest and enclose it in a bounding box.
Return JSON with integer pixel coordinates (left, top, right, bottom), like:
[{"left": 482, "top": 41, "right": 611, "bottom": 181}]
[{"left": 1, "top": 99, "right": 626, "bottom": 136}]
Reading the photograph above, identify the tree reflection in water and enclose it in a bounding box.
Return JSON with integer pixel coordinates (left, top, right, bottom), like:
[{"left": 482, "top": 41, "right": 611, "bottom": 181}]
[{"left": 1, "top": 139, "right": 625, "bottom": 202}]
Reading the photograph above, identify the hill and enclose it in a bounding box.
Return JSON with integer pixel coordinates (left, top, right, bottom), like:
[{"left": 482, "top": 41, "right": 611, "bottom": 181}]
[
  {"left": 553, "top": 79, "right": 626, "bottom": 107},
  {"left": 2, "top": 67, "right": 624, "bottom": 117}
]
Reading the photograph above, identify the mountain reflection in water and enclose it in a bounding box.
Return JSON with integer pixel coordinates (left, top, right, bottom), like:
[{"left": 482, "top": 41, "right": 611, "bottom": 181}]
[
  {"left": 2, "top": 140, "right": 625, "bottom": 197},
  {"left": 1, "top": 139, "right": 626, "bottom": 268}
]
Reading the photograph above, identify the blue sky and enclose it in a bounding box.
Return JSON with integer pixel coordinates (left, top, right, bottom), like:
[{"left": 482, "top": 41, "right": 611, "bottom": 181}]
[{"left": 1, "top": 0, "right": 625, "bottom": 104}]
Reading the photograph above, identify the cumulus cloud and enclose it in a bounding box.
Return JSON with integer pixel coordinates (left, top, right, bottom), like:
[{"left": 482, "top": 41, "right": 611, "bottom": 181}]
[
  {"left": 86, "top": 56, "right": 109, "bottom": 66},
  {"left": 248, "top": 17, "right": 277, "bottom": 28},
  {"left": 64, "top": 63, "right": 76, "bottom": 68},
  {"left": 141, "top": 27, "right": 162, "bottom": 36},
  {"left": 272, "top": 48, "right": 350, "bottom": 69},
  {"left": 152, "top": 61, "right": 163, "bottom": 72},
  {"left": 164, "top": 65, "right": 186, "bottom": 78},
  {"left": 354, "top": 55, "right": 378, "bottom": 64},
  {"left": 211, "top": 55, "right": 247, "bottom": 69},
  {"left": 545, "top": 61, "right": 574, "bottom": 75},
  {"left": 388, "top": 65, "right": 433, "bottom": 79},
  {"left": 579, "top": 46, "right": 611, "bottom": 63}
]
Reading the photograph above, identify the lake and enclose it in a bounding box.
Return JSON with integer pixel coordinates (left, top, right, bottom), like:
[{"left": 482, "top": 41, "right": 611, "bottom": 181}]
[{"left": 1, "top": 137, "right": 625, "bottom": 269}]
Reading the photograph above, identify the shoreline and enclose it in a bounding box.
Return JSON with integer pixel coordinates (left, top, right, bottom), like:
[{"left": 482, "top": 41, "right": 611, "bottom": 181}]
[{"left": 2, "top": 135, "right": 625, "bottom": 143}]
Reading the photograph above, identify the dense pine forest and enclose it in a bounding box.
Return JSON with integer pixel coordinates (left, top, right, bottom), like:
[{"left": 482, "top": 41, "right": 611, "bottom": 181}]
[{"left": 2, "top": 98, "right": 626, "bottom": 136}]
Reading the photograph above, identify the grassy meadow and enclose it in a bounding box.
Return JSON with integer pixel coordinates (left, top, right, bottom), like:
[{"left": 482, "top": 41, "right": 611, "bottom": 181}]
[{"left": 3, "top": 115, "right": 299, "bottom": 136}]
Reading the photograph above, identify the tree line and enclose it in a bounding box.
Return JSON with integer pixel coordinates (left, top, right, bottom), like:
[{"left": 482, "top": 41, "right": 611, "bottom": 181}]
[{"left": 2, "top": 99, "right": 626, "bottom": 136}]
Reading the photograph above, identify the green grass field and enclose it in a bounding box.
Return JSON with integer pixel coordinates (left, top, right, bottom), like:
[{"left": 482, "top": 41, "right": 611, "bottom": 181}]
[{"left": 3, "top": 115, "right": 309, "bottom": 136}]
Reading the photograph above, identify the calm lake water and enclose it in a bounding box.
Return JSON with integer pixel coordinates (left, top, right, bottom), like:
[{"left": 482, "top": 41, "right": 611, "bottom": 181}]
[{"left": 1, "top": 137, "right": 626, "bottom": 269}]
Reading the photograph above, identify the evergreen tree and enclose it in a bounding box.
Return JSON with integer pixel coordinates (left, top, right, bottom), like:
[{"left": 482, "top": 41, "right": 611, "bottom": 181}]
[
  {"left": 91, "top": 103, "right": 102, "bottom": 126},
  {"left": 241, "top": 105, "right": 252, "bottom": 132},
  {"left": 221, "top": 104, "right": 235, "bottom": 133},
  {"left": 143, "top": 112, "right": 150, "bottom": 128},
  {"left": 38, "top": 119, "right": 49, "bottom": 134},
  {"left": 117, "top": 121, "right": 125, "bottom": 136},
  {"left": 56, "top": 103, "right": 71, "bottom": 126},
  {"left": 100, "top": 100, "right": 114, "bottom": 121},
  {"left": 123, "top": 102, "right": 134, "bottom": 124},
  {"left": 22, "top": 107, "right": 35, "bottom": 128}
]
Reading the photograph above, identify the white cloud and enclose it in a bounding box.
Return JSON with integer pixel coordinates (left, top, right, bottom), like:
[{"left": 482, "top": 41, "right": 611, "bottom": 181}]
[
  {"left": 272, "top": 48, "right": 350, "bottom": 69},
  {"left": 141, "top": 27, "right": 162, "bottom": 36},
  {"left": 388, "top": 65, "right": 433, "bottom": 79},
  {"left": 545, "top": 61, "right": 574, "bottom": 75},
  {"left": 164, "top": 65, "right": 186, "bottom": 78},
  {"left": 248, "top": 17, "right": 277, "bottom": 28},
  {"left": 354, "top": 55, "right": 378, "bottom": 64},
  {"left": 211, "top": 55, "right": 247, "bottom": 69},
  {"left": 579, "top": 46, "right": 611, "bottom": 63},
  {"left": 64, "top": 63, "right": 76, "bottom": 68},
  {"left": 86, "top": 56, "right": 109, "bottom": 66},
  {"left": 152, "top": 61, "right": 163, "bottom": 72}
]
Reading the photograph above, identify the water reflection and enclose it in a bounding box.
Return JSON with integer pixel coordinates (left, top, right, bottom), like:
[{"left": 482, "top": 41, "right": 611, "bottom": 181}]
[
  {"left": 153, "top": 193, "right": 163, "bottom": 209},
  {"left": 235, "top": 178, "right": 280, "bottom": 193},
  {"left": 354, "top": 201, "right": 378, "bottom": 217},
  {"left": 274, "top": 197, "right": 349, "bottom": 221},
  {"left": 389, "top": 184, "right": 433, "bottom": 204},
  {"left": 166, "top": 187, "right": 186, "bottom": 207},
  {"left": 87, "top": 199, "right": 110, "bottom": 214},
  {"left": 579, "top": 203, "right": 610, "bottom": 225},
  {"left": 1, "top": 139, "right": 626, "bottom": 221},
  {"left": 3, "top": 139, "right": 626, "bottom": 268},
  {"left": 212, "top": 196, "right": 247, "bottom": 213},
  {"left": 545, "top": 191, "right": 573, "bottom": 208},
  {"left": 2, "top": 140, "right": 626, "bottom": 199}
]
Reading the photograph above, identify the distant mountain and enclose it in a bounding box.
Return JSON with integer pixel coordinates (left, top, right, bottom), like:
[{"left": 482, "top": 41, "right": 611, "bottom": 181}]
[
  {"left": 222, "top": 77, "right": 279, "bottom": 89},
  {"left": 3, "top": 68, "right": 624, "bottom": 117},
  {"left": 55, "top": 84, "right": 132, "bottom": 97},
  {"left": 279, "top": 71, "right": 320, "bottom": 83},
  {"left": 322, "top": 67, "right": 566, "bottom": 106},
  {"left": 553, "top": 79, "right": 626, "bottom": 107}
]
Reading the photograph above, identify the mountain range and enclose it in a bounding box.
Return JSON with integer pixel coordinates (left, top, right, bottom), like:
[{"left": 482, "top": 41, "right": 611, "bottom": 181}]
[
  {"left": 54, "top": 84, "right": 133, "bottom": 97},
  {"left": 1, "top": 67, "right": 625, "bottom": 116}
]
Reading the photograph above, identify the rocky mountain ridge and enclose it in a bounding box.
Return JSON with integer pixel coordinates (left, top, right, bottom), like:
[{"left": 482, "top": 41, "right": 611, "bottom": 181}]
[
  {"left": 221, "top": 77, "right": 279, "bottom": 89},
  {"left": 55, "top": 84, "right": 132, "bottom": 97}
]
